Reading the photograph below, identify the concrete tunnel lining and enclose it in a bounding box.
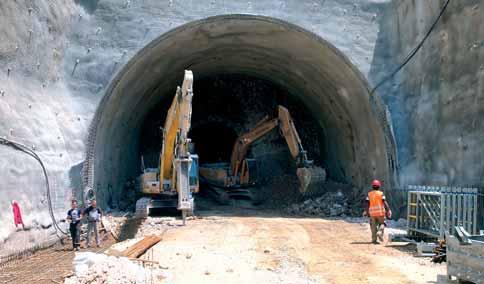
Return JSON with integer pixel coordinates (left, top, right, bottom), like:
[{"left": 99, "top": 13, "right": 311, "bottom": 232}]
[{"left": 83, "top": 14, "right": 395, "bottom": 207}]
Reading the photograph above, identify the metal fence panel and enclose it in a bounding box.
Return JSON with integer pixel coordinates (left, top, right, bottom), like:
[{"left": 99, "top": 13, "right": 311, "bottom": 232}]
[{"left": 405, "top": 185, "right": 482, "bottom": 239}]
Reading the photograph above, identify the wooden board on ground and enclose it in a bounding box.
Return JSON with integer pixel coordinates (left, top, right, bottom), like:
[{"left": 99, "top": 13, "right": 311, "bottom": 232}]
[{"left": 122, "top": 235, "right": 162, "bottom": 258}]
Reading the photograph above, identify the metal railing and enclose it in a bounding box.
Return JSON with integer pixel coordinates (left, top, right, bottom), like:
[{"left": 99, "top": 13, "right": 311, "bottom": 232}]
[{"left": 405, "top": 185, "right": 483, "bottom": 239}]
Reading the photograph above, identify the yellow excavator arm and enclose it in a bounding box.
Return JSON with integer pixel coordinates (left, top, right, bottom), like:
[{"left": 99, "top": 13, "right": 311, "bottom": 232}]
[
  {"left": 137, "top": 70, "right": 197, "bottom": 221},
  {"left": 159, "top": 71, "right": 194, "bottom": 187}
]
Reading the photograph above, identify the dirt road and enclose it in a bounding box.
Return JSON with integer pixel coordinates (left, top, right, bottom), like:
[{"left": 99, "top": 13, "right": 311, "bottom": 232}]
[{"left": 132, "top": 212, "right": 447, "bottom": 284}]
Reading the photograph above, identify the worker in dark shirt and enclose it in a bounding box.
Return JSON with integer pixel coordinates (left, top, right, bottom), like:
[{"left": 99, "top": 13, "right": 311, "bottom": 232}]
[
  {"left": 84, "top": 199, "right": 102, "bottom": 247},
  {"left": 66, "top": 200, "right": 82, "bottom": 251}
]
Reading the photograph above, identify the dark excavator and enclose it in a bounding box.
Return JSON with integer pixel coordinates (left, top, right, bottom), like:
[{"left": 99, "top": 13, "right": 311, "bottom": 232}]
[{"left": 199, "top": 105, "right": 326, "bottom": 203}]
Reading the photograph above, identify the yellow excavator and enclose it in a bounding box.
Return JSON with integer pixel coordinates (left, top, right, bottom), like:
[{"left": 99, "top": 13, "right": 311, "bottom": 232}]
[
  {"left": 136, "top": 70, "right": 199, "bottom": 223},
  {"left": 199, "top": 105, "right": 326, "bottom": 202}
]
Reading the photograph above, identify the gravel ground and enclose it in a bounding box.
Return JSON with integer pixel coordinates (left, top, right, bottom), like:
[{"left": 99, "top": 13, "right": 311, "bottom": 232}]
[{"left": 103, "top": 211, "right": 449, "bottom": 284}]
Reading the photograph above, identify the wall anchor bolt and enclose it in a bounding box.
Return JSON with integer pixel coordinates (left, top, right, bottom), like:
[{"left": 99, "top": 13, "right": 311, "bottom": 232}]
[
  {"left": 72, "top": 59, "right": 80, "bottom": 76},
  {"left": 28, "top": 29, "right": 34, "bottom": 43}
]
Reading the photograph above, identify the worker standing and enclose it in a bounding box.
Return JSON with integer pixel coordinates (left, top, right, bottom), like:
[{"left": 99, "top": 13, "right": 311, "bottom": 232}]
[
  {"left": 66, "top": 200, "right": 82, "bottom": 251},
  {"left": 363, "top": 180, "right": 391, "bottom": 244},
  {"left": 84, "top": 199, "right": 102, "bottom": 248},
  {"left": 11, "top": 200, "right": 25, "bottom": 230}
]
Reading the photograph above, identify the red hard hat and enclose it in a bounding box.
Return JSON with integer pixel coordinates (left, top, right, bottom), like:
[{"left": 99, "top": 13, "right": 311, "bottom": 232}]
[{"left": 371, "top": 179, "right": 381, "bottom": 188}]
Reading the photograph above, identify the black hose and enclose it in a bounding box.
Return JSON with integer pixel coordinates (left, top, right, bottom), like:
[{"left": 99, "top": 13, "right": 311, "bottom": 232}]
[
  {"left": 0, "top": 137, "right": 68, "bottom": 237},
  {"left": 370, "top": 0, "right": 451, "bottom": 96}
]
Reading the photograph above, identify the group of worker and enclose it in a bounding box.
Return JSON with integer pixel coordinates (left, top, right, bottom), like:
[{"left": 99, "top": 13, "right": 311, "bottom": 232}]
[
  {"left": 364, "top": 179, "right": 392, "bottom": 244},
  {"left": 66, "top": 199, "right": 103, "bottom": 251},
  {"left": 10, "top": 198, "right": 103, "bottom": 250}
]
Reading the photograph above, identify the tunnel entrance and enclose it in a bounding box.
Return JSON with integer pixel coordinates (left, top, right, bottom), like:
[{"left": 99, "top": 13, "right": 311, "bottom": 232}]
[
  {"left": 140, "top": 74, "right": 326, "bottom": 182},
  {"left": 83, "top": 15, "right": 396, "bottom": 210}
]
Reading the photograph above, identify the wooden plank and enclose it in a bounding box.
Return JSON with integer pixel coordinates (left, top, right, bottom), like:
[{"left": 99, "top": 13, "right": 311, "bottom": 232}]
[{"left": 122, "top": 235, "right": 162, "bottom": 258}]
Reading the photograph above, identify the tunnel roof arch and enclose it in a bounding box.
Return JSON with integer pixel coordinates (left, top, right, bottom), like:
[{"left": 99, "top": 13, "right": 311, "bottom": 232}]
[{"left": 82, "top": 14, "right": 397, "bottom": 204}]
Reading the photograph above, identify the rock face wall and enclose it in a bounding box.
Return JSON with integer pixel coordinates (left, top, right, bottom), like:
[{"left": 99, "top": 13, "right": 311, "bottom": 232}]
[
  {"left": 0, "top": 0, "right": 392, "bottom": 245},
  {"left": 371, "top": 0, "right": 484, "bottom": 186},
  {"left": 0, "top": 0, "right": 83, "bottom": 244}
]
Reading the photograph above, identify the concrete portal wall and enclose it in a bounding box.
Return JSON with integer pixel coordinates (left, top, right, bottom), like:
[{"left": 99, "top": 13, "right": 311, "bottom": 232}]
[
  {"left": 372, "top": 0, "right": 484, "bottom": 186},
  {"left": 0, "top": 0, "right": 390, "bottom": 245}
]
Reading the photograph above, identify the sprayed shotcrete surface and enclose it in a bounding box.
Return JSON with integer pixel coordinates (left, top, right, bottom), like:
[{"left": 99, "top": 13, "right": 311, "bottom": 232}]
[
  {"left": 88, "top": 14, "right": 394, "bottom": 208},
  {"left": 0, "top": 0, "right": 396, "bottom": 246}
]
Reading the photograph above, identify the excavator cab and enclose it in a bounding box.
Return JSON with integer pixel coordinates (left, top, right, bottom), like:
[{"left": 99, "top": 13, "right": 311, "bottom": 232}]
[
  {"left": 189, "top": 154, "right": 200, "bottom": 193},
  {"left": 239, "top": 158, "right": 258, "bottom": 186}
]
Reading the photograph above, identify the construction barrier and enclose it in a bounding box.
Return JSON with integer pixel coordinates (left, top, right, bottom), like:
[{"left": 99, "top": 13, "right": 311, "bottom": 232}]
[{"left": 406, "top": 185, "right": 482, "bottom": 239}]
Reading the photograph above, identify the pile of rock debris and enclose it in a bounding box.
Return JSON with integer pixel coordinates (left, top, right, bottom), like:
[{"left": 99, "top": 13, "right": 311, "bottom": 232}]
[
  {"left": 64, "top": 252, "right": 164, "bottom": 284},
  {"left": 286, "top": 190, "right": 362, "bottom": 217}
]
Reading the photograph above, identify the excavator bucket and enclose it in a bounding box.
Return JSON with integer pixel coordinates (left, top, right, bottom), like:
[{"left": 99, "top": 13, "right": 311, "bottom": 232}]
[{"left": 296, "top": 166, "right": 326, "bottom": 195}]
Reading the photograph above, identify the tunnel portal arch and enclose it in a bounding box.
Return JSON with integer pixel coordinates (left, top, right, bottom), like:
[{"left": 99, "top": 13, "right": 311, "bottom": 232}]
[{"left": 82, "top": 14, "right": 397, "bottom": 206}]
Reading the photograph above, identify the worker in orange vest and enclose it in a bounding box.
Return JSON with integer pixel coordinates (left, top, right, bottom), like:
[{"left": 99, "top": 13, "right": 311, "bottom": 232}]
[{"left": 363, "top": 179, "right": 391, "bottom": 244}]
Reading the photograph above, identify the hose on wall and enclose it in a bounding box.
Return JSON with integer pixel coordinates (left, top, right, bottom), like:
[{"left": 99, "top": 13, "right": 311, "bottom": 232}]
[{"left": 0, "top": 137, "right": 68, "bottom": 238}]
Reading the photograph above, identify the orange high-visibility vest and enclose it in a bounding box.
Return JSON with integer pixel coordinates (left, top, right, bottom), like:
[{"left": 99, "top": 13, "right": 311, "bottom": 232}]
[{"left": 368, "top": 190, "right": 385, "bottom": 217}]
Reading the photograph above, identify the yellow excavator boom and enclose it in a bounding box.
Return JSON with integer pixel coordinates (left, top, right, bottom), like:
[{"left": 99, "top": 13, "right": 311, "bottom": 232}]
[{"left": 159, "top": 71, "right": 194, "bottom": 189}]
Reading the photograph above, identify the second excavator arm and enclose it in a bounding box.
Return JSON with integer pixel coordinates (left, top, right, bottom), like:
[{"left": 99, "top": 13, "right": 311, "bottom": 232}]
[
  {"left": 229, "top": 105, "right": 325, "bottom": 193},
  {"left": 230, "top": 116, "right": 279, "bottom": 177}
]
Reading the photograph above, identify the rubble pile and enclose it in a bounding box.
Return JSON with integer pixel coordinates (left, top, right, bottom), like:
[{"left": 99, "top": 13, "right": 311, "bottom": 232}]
[
  {"left": 135, "top": 217, "right": 182, "bottom": 238},
  {"left": 286, "top": 191, "right": 358, "bottom": 217},
  {"left": 64, "top": 252, "right": 164, "bottom": 284},
  {"left": 102, "top": 212, "right": 132, "bottom": 239}
]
